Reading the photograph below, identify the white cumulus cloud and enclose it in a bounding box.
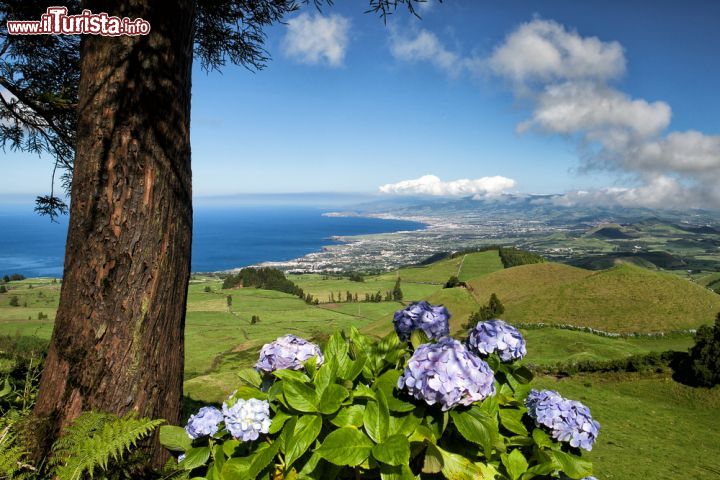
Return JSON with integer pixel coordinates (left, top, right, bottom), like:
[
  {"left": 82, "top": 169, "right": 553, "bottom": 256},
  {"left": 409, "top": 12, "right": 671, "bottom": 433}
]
[
  {"left": 519, "top": 82, "right": 671, "bottom": 139},
  {"left": 379, "top": 174, "right": 516, "bottom": 197},
  {"left": 390, "top": 29, "right": 477, "bottom": 77},
  {"left": 283, "top": 13, "right": 350, "bottom": 67},
  {"left": 488, "top": 19, "right": 626, "bottom": 86}
]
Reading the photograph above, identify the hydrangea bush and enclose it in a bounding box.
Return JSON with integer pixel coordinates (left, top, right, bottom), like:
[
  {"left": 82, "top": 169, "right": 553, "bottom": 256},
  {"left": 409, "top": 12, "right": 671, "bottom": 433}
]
[{"left": 161, "top": 306, "right": 599, "bottom": 479}]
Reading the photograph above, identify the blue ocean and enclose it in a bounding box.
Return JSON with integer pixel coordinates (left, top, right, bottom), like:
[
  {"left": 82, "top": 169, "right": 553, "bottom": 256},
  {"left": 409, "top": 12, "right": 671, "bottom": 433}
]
[{"left": 0, "top": 206, "right": 424, "bottom": 277}]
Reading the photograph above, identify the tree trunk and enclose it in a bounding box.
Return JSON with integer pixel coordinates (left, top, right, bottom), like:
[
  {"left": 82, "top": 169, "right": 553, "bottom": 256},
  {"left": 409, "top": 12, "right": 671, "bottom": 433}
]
[{"left": 32, "top": 0, "right": 195, "bottom": 467}]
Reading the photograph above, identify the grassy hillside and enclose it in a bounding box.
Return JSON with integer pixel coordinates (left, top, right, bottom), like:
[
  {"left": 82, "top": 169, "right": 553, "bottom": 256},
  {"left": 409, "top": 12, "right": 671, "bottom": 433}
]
[
  {"left": 698, "top": 271, "right": 720, "bottom": 291},
  {"left": 457, "top": 250, "right": 504, "bottom": 281},
  {"left": 521, "top": 328, "right": 693, "bottom": 365},
  {"left": 375, "top": 254, "right": 464, "bottom": 284},
  {"left": 468, "top": 263, "right": 720, "bottom": 333}
]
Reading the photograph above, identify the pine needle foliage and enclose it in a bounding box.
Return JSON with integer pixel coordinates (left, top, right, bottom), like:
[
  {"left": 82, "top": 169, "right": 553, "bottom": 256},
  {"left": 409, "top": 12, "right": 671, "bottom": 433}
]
[{"left": 51, "top": 411, "right": 163, "bottom": 480}]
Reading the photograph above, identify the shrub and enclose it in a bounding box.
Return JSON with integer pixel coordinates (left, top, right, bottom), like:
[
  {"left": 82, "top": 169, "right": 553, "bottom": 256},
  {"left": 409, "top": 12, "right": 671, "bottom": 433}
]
[
  {"left": 688, "top": 312, "right": 720, "bottom": 387},
  {"left": 499, "top": 248, "right": 544, "bottom": 268},
  {"left": 161, "top": 306, "right": 598, "bottom": 479},
  {"left": 0, "top": 285, "right": 6, "bottom": 293},
  {"left": 348, "top": 272, "right": 365, "bottom": 282},
  {"left": 8, "top": 296, "right": 19, "bottom": 307},
  {"left": 222, "top": 267, "right": 303, "bottom": 298},
  {"left": 443, "top": 276, "right": 467, "bottom": 289},
  {"left": 464, "top": 293, "right": 505, "bottom": 329}
]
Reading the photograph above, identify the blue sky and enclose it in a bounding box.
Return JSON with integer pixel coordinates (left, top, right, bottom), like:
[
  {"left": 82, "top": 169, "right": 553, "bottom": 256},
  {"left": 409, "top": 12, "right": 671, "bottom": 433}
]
[{"left": 2, "top": 0, "right": 719, "bottom": 208}]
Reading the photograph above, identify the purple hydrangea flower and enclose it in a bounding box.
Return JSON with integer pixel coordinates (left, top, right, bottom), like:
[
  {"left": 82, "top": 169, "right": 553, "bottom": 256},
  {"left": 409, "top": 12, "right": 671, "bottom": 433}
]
[
  {"left": 255, "top": 334, "right": 324, "bottom": 373},
  {"left": 222, "top": 398, "right": 272, "bottom": 442},
  {"left": 185, "top": 406, "right": 223, "bottom": 439},
  {"left": 393, "top": 301, "right": 451, "bottom": 342},
  {"left": 398, "top": 338, "right": 495, "bottom": 411},
  {"left": 467, "top": 319, "right": 527, "bottom": 362},
  {"left": 525, "top": 389, "right": 600, "bottom": 451}
]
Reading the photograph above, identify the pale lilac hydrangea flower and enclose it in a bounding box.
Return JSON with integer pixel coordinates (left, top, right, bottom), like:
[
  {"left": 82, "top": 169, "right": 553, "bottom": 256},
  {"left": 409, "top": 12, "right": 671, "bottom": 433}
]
[
  {"left": 398, "top": 338, "right": 495, "bottom": 411},
  {"left": 222, "top": 398, "right": 272, "bottom": 442},
  {"left": 467, "top": 319, "right": 527, "bottom": 362},
  {"left": 393, "top": 301, "right": 450, "bottom": 342},
  {"left": 255, "top": 334, "right": 324, "bottom": 373},
  {"left": 525, "top": 389, "right": 600, "bottom": 451},
  {"left": 185, "top": 406, "right": 223, "bottom": 439}
]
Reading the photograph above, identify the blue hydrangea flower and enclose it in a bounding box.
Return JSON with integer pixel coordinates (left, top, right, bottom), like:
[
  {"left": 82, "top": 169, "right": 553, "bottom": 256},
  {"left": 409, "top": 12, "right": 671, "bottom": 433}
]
[
  {"left": 525, "top": 389, "right": 600, "bottom": 451},
  {"left": 467, "top": 319, "right": 527, "bottom": 362},
  {"left": 393, "top": 301, "right": 450, "bottom": 342},
  {"left": 398, "top": 338, "right": 495, "bottom": 410},
  {"left": 185, "top": 406, "right": 223, "bottom": 439},
  {"left": 222, "top": 398, "right": 272, "bottom": 442},
  {"left": 255, "top": 334, "right": 324, "bottom": 373}
]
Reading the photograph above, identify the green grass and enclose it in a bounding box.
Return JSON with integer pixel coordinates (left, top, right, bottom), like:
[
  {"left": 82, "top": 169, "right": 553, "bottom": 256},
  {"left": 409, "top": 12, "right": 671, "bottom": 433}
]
[
  {"left": 468, "top": 263, "right": 720, "bottom": 333},
  {"left": 698, "top": 272, "right": 720, "bottom": 290},
  {"left": 375, "top": 255, "right": 465, "bottom": 284},
  {"left": 521, "top": 328, "right": 694, "bottom": 365},
  {"left": 533, "top": 372, "right": 720, "bottom": 479},
  {"left": 457, "top": 250, "right": 504, "bottom": 282}
]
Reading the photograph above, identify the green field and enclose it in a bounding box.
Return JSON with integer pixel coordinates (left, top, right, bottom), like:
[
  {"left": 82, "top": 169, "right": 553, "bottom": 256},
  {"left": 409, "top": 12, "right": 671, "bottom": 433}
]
[
  {"left": 1, "top": 251, "right": 719, "bottom": 479},
  {"left": 521, "top": 328, "right": 693, "bottom": 365}
]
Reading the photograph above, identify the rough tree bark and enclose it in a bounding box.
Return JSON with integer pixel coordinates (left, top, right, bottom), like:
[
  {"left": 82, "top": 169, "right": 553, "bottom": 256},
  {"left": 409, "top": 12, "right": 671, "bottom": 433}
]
[{"left": 32, "top": 0, "right": 195, "bottom": 466}]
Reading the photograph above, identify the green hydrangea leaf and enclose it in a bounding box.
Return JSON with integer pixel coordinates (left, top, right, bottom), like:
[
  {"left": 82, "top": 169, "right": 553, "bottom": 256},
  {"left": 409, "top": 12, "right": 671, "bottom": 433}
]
[
  {"left": 372, "top": 434, "right": 410, "bottom": 466},
  {"left": 285, "top": 415, "right": 322, "bottom": 468},
  {"left": 502, "top": 448, "right": 529, "bottom": 480},
  {"left": 330, "top": 404, "right": 366, "bottom": 428},
  {"left": 158, "top": 425, "right": 191, "bottom": 452},
  {"left": 318, "top": 383, "right": 349, "bottom": 415},
  {"left": 284, "top": 380, "right": 318, "bottom": 413},
  {"left": 364, "top": 388, "right": 390, "bottom": 443},
  {"left": 315, "top": 427, "right": 374, "bottom": 467}
]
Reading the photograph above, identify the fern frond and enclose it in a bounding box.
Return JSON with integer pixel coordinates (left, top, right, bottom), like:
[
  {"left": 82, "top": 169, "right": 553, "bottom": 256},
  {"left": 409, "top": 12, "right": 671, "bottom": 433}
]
[
  {"left": 49, "top": 411, "right": 113, "bottom": 465},
  {"left": 52, "top": 412, "right": 164, "bottom": 480},
  {"left": 0, "top": 426, "right": 34, "bottom": 480}
]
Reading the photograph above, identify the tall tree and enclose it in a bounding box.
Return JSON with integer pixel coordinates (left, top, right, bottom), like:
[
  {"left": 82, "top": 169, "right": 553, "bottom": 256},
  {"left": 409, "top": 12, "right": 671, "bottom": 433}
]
[
  {"left": 392, "top": 277, "right": 403, "bottom": 301},
  {"left": 2, "top": 0, "right": 429, "bottom": 465}
]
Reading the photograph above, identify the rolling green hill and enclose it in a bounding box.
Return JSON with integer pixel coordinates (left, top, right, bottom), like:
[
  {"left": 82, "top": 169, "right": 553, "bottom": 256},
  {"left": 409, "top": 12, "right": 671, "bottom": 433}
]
[{"left": 467, "top": 263, "right": 720, "bottom": 333}]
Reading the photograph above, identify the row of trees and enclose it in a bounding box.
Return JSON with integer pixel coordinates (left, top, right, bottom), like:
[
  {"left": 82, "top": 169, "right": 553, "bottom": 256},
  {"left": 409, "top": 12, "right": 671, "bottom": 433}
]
[
  {"left": 1, "top": 274, "right": 26, "bottom": 283},
  {"left": 327, "top": 278, "right": 403, "bottom": 303}
]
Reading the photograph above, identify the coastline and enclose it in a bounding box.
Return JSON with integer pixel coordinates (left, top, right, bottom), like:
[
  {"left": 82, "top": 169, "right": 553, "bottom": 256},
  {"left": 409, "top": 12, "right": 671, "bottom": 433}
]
[{"left": 224, "top": 211, "right": 434, "bottom": 274}]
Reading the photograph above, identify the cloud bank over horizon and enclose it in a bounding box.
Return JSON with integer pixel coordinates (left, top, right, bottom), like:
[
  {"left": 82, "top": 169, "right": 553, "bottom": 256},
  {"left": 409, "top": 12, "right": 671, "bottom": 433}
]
[
  {"left": 389, "top": 19, "right": 720, "bottom": 209},
  {"left": 379, "top": 174, "right": 516, "bottom": 198}
]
